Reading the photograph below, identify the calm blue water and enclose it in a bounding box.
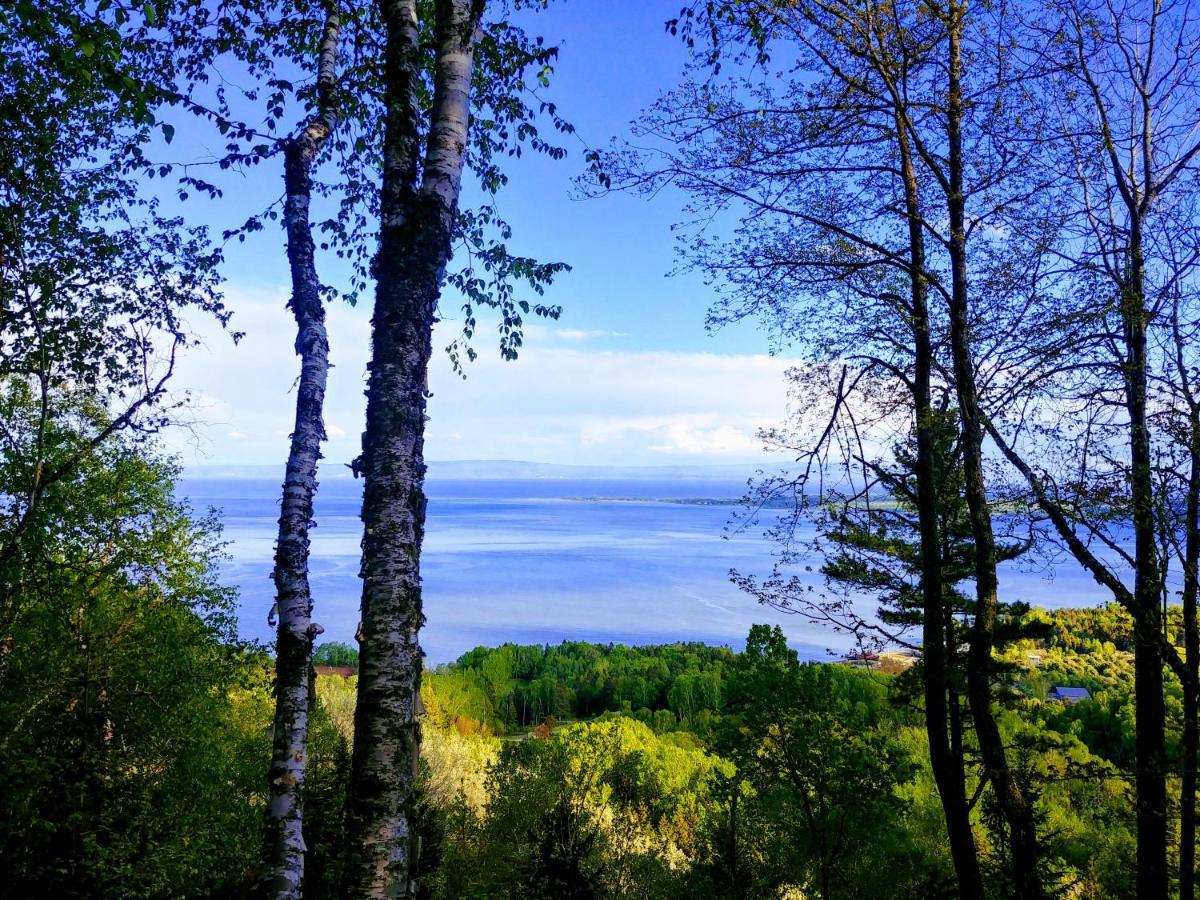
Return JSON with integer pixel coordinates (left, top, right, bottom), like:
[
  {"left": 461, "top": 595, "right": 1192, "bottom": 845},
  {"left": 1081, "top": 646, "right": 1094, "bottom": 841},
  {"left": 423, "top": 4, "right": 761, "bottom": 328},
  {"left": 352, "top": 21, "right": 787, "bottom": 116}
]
[{"left": 181, "top": 475, "right": 1121, "bottom": 664}]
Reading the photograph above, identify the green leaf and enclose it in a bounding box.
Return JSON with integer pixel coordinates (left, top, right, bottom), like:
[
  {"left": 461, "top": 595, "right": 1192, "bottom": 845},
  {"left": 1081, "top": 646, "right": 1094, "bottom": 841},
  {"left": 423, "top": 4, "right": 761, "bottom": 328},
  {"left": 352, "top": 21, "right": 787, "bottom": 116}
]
[{"left": 161, "top": 123, "right": 174, "bottom": 144}]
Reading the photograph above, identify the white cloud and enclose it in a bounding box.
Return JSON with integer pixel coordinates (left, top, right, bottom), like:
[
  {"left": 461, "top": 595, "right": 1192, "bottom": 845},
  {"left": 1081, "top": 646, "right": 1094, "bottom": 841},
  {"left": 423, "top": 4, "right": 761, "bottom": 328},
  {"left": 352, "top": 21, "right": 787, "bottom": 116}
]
[
  {"left": 650, "top": 422, "right": 764, "bottom": 456},
  {"left": 164, "top": 289, "right": 797, "bottom": 467},
  {"left": 426, "top": 347, "right": 795, "bottom": 465},
  {"left": 554, "top": 328, "right": 628, "bottom": 341},
  {"left": 581, "top": 414, "right": 766, "bottom": 456}
]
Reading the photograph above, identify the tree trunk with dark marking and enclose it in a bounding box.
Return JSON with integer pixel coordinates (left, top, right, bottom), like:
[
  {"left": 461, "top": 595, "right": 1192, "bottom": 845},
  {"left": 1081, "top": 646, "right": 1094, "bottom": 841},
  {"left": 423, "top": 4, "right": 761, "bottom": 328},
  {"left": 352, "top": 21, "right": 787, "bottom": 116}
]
[
  {"left": 262, "top": 6, "right": 341, "bottom": 897},
  {"left": 343, "top": 1, "right": 481, "bottom": 895}
]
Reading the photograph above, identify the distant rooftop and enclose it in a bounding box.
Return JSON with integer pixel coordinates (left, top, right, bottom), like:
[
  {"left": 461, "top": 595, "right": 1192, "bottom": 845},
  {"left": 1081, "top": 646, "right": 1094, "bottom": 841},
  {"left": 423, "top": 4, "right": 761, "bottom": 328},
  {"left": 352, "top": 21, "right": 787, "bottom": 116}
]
[{"left": 1050, "top": 686, "right": 1091, "bottom": 703}]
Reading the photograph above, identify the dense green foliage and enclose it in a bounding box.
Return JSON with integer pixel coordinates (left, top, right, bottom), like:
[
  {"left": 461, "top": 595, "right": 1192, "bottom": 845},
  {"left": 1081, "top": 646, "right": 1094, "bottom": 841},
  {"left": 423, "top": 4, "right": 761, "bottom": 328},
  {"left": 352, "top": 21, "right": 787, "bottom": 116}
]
[
  {"left": 308, "top": 611, "right": 1142, "bottom": 899},
  {"left": 313, "top": 642, "right": 360, "bottom": 667},
  {"left": 0, "top": 395, "right": 270, "bottom": 897},
  {"left": 714, "top": 626, "right": 924, "bottom": 898},
  {"left": 431, "top": 717, "right": 728, "bottom": 898},
  {"left": 422, "top": 640, "right": 732, "bottom": 734}
]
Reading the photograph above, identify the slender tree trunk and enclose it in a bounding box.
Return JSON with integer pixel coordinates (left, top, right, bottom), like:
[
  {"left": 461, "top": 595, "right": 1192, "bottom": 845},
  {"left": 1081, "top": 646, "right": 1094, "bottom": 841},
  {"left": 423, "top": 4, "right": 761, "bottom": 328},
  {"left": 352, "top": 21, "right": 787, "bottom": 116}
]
[
  {"left": 943, "top": 532, "right": 967, "bottom": 799},
  {"left": 343, "top": 1, "right": 481, "bottom": 895},
  {"left": 262, "top": 7, "right": 341, "bottom": 897},
  {"left": 1132, "top": 575, "right": 1169, "bottom": 900},
  {"left": 940, "top": 10, "right": 1043, "bottom": 896},
  {"left": 727, "top": 781, "right": 741, "bottom": 898},
  {"left": 946, "top": 606, "right": 966, "bottom": 785},
  {"left": 1181, "top": 401, "right": 1200, "bottom": 899},
  {"left": 982, "top": 242, "right": 1179, "bottom": 899},
  {"left": 897, "top": 111, "right": 984, "bottom": 897},
  {"left": 1124, "top": 219, "right": 1170, "bottom": 898}
]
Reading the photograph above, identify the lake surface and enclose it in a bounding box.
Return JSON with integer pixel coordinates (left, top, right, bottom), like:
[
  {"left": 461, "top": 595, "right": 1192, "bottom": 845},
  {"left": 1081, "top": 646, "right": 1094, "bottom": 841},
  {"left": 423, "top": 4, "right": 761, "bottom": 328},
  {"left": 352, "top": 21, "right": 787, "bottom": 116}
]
[{"left": 181, "top": 474, "right": 1122, "bottom": 664}]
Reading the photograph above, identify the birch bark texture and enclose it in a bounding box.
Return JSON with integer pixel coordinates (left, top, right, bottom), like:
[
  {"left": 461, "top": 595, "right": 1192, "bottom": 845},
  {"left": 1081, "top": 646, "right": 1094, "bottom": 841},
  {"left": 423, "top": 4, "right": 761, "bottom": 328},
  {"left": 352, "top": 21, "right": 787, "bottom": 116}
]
[
  {"left": 262, "top": 6, "right": 341, "bottom": 897},
  {"left": 343, "top": 0, "right": 483, "bottom": 895}
]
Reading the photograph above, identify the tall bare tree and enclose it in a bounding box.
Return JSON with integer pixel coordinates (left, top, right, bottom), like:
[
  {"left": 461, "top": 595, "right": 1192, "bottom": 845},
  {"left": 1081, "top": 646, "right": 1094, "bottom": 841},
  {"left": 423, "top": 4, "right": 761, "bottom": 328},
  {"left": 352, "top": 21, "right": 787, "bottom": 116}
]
[
  {"left": 923, "top": 4, "right": 1044, "bottom": 890},
  {"left": 984, "top": 3, "right": 1200, "bottom": 893},
  {"left": 1163, "top": 229, "right": 1200, "bottom": 897},
  {"left": 601, "top": 0, "right": 1071, "bottom": 892},
  {"left": 601, "top": 1, "right": 1006, "bottom": 891}
]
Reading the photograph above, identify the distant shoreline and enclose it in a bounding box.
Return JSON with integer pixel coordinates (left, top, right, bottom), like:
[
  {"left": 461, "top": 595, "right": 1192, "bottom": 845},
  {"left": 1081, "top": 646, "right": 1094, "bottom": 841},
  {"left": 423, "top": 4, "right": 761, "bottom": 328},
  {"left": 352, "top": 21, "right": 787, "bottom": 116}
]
[
  {"left": 183, "top": 459, "right": 776, "bottom": 482},
  {"left": 558, "top": 496, "right": 913, "bottom": 510},
  {"left": 562, "top": 495, "right": 787, "bottom": 508}
]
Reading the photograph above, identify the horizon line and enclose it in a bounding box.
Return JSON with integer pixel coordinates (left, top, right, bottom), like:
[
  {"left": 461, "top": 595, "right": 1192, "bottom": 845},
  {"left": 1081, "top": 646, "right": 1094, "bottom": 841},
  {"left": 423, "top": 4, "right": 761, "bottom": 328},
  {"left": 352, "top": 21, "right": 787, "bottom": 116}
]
[{"left": 182, "top": 458, "right": 785, "bottom": 478}]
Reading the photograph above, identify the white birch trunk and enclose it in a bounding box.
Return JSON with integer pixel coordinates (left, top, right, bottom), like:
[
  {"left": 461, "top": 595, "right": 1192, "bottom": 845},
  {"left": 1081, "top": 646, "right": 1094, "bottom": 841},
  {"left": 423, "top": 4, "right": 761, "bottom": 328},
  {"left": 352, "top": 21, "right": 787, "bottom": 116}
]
[
  {"left": 261, "top": 6, "right": 341, "bottom": 897},
  {"left": 343, "top": 1, "right": 481, "bottom": 895}
]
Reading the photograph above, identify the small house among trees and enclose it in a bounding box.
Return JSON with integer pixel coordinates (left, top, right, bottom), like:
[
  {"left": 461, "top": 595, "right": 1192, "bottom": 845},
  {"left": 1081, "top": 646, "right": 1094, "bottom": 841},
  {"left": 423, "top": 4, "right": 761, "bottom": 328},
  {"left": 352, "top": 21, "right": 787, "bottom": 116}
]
[{"left": 1049, "top": 686, "right": 1091, "bottom": 704}]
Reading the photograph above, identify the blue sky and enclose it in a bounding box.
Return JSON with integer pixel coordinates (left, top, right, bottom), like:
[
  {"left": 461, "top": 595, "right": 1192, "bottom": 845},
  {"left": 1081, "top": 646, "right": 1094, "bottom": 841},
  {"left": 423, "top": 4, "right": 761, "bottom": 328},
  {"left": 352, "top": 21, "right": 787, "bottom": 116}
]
[{"left": 165, "top": 1, "right": 799, "bottom": 469}]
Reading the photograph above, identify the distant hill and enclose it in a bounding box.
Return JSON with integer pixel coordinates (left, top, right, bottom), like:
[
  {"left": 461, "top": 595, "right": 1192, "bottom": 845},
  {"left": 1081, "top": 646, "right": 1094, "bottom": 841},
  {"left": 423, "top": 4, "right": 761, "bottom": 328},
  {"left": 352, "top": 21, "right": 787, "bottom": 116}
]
[
  {"left": 186, "top": 459, "right": 775, "bottom": 482},
  {"left": 426, "top": 459, "right": 766, "bottom": 481}
]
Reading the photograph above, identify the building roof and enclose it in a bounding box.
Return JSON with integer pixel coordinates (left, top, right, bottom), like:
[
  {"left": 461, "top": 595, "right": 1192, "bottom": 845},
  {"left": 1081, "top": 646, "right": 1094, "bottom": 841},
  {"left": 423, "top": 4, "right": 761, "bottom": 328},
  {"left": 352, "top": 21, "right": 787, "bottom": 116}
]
[{"left": 1050, "top": 686, "right": 1091, "bottom": 701}]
